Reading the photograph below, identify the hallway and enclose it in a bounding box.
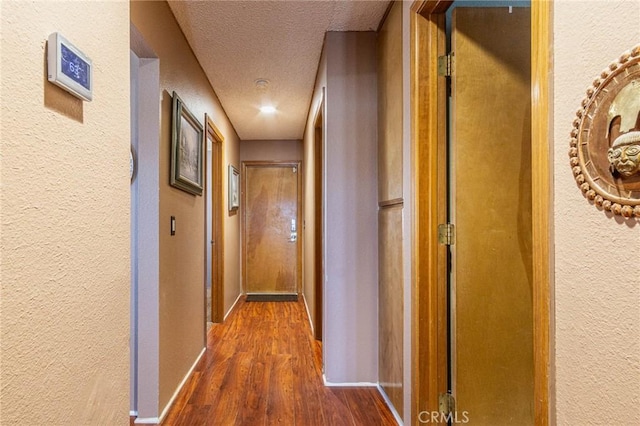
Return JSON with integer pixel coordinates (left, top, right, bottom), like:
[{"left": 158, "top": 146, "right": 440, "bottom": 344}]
[{"left": 152, "top": 297, "right": 397, "bottom": 425}]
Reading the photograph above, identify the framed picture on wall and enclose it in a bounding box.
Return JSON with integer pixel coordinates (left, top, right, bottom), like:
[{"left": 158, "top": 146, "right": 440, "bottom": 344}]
[
  {"left": 228, "top": 165, "right": 239, "bottom": 211},
  {"left": 170, "top": 91, "right": 204, "bottom": 196}
]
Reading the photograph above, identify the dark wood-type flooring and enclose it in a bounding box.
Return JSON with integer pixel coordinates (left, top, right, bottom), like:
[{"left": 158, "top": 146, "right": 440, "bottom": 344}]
[{"left": 134, "top": 297, "right": 398, "bottom": 426}]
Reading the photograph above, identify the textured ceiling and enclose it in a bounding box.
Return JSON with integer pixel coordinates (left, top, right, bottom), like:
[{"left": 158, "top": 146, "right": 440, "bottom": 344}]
[{"left": 167, "top": 0, "right": 391, "bottom": 140}]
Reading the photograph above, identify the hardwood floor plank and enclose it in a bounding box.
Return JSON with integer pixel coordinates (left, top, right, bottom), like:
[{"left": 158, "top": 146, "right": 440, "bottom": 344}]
[
  {"left": 189, "top": 348, "right": 233, "bottom": 406},
  {"left": 343, "top": 387, "right": 398, "bottom": 426},
  {"left": 162, "top": 370, "right": 203, "bottom": 424},
  {"left": 370, "top": 388, "right": 401, "bottom": 424},
  {"left": 266, "top": 354, "right": 295, "bottom": 425},
  {"left": 156, "top": 297, "right": 398, "bottom": 426},
  {"left": 173, "top": 405, "right": 212, "bottom": 426},
  {"left": 312, "top": 339, "right": 324, "bottom": 377},
  {"left": 291, "top": 333, "right": 325, "bottom": 425},
  {"left": 319, "top": 387, "right": 355, "bottom": 426},
  {"left": 208, "top": 351, "right": 253, "bottom": 425},
  {"left": 271, "top": 320, "right": 293, "bottom": 355},
  {"left": 235, "top": 358, "right": 272, "bottom": 425}
]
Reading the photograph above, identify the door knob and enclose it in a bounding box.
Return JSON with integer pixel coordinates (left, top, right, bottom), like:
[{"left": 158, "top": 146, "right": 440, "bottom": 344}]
[{"left": 289, "top": 232, "right": 297, "bottom": 242}]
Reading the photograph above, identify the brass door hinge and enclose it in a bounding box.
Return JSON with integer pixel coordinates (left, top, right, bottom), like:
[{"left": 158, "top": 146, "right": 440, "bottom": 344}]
[
  {"left": 438, "top": 53, "right": 453, "bottom": 77},
  {"left": 439, "top": 392, "right": 456, "bottom": 416},
  {"left": 438, "top": 223, "right": 455, "bottom": 245}
]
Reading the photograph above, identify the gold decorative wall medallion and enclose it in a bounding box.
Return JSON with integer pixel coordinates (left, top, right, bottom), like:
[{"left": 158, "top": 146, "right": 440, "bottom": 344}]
[{"left": 569, "top": 45, "right": 640, "bottom": 218}]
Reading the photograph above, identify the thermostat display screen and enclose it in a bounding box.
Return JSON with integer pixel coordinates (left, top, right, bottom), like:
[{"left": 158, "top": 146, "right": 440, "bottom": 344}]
[
  {"left": 60, "top": 43, "right": 90, "bottom": 90},
  {"left": 47, "top": 32, "right": 92, "bottom": 101}
]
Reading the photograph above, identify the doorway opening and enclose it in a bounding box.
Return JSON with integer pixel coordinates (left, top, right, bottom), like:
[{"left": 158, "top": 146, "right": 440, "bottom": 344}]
[
  {"left": 205, "top": 115, "right": 224, "bottom": 325},
  {"left": 446, "top": 3, "right": 533, "bottom": 424},
  {"left": 313, "top": 94, "right": 325, "bottom": 341},
  {"left": 410, "top": 0, "right": 551, "bottom": 423},
  {"left": 130, "top": 25, "right": 161, "bottom": 419}
]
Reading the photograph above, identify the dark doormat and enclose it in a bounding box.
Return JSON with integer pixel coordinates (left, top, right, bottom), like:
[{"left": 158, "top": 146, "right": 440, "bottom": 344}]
[{"left": 245, "top": 293, "right": 299, "bottom": 302}]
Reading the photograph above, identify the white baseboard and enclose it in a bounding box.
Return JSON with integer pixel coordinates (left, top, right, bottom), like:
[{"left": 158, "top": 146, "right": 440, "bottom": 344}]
[
  {"left": 377, "top": 384, "right": 404, "bottom": 426},
  {"left": 134, "top": 416, "right": 159, "bottom": 424},
  {"left": 301, "top": 293, "right": 315, "bottom": 336},
  {"left": 224, "top": 293, "right": 243, "bottom": 321},
  {"left": 322, "top": 374, "right": 378, "bottom": 387},
  {"left": 135, "top": 347, "right": 206, "bottom": 424}
]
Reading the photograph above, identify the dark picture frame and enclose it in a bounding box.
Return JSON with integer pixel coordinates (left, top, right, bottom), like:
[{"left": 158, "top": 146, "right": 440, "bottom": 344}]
[{"left": 171, "top": 91, "right": 204, "bottom": 195}]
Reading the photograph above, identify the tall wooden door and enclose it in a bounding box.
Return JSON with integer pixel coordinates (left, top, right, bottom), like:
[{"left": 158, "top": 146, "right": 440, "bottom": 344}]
[
  {"left": 449, "top": 7, "right": 533, "bottom": 425},
  {"left": 243, "top": 162, "right": 301, "bottom": 295}
]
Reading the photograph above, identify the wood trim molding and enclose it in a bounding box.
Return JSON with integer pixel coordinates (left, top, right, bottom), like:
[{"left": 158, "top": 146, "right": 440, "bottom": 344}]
[
  {"left": 206, "top": 115, "right": 224, "bottom": 143},
  {"left": 410, "top": 6, "right": 448, "bottom": 423},
  {"left": 205, "top": 114, "right": 225, "bottom": 324},
  {"left": 411, "top": 0, "right": 453, "bottom": 16},
  {"left": 313, "top": 92, "right": 325, "bottom": 340},
  {"left": 379, "top": 198, "right": 404, "bottom": 208},
  {"left": 531, "top": 1, "right": 552, "bottom": 424}
]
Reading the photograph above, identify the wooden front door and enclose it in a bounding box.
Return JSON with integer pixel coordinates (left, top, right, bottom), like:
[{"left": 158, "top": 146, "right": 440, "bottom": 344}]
[
  {"left": 449, "top": 6, "right": 533, "bottom": 425},
  {"left": 243, "top": 162, "right": 301, "bottom": 295}
]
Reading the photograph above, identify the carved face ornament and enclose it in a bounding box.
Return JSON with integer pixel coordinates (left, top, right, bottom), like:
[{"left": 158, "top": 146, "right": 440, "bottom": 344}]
[
  {"left": 608, "top": 133, "right": 640, "bottom": 177},
  {"left": 607, "top": 80, "right": 640, "bottom": 177},
  {"left": 568, "top": 45, "right": 640, "bottom": 218}
]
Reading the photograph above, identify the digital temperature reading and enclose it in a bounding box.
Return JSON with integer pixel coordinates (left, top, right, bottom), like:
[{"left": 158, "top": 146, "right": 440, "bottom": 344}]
[
  {"left": 47, "top": 33, "right": 93, "bottom": 101},
  {"left": 60, "top": 43, "right": 90, "bottom": 90}
]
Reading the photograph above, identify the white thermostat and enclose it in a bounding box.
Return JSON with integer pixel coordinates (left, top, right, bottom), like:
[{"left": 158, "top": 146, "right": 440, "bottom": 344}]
[{"left": 47, "top": 32, "right": 93, "bottom": 101}]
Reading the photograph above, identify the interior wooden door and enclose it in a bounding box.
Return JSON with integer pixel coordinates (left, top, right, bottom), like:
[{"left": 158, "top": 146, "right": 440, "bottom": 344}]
[
  {"left": 243, "top": 162, "right": 301, "bottom": 295},
  {"left": 450, "top": 7, "right": 533, "bottom": 425}
]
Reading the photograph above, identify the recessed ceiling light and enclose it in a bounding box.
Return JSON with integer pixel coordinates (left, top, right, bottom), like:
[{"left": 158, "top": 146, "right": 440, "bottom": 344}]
[
  {"left": 255, "top": 79, "right": 270, "bottom": 90},
  {"left": 260, "top": 105, "right": 277, "bottom": 114}
]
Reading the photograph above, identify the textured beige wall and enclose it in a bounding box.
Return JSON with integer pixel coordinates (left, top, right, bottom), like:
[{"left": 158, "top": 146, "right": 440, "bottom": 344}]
[
  {"left": 240, "top": 139, "right": 302, "bottom": 162},
  {"left": 131, "top": 0, "right": 241, "bottom": 414},
  {"left": 0, "top": 1, "right": 130, "bottom": 424},
  {"left": 553, "top": 1, "right": 640, "bottom": 424}
]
